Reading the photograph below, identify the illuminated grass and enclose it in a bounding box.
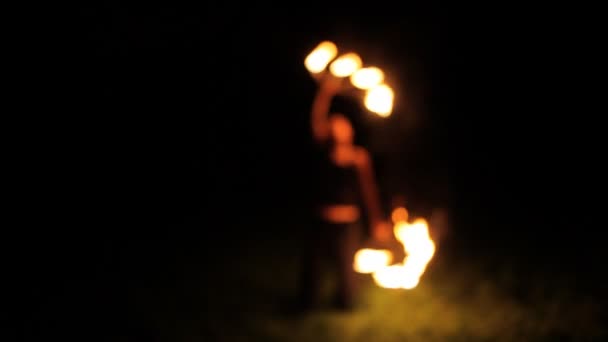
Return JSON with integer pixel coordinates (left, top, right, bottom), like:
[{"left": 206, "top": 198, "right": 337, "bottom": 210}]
[{"left": 130, "top": 228, "right": 606, "bottom": 341}]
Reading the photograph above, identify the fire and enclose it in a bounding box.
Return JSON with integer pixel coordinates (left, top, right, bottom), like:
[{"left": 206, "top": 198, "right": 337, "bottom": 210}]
[
  {"left": 353, "top": 248, "right": 392, "bottom": 274},
  {"left": 372, "top": 262, "right": 421, "bottom": 289},
  {"left": 350, "top": 67, "right": 384, "bottom": 90},
  {"left": 304, "top": 41, "right": 338, "bottom": 74},
  {"left": 353, "top": 207, "right": 436, "bottom": 289},
  {"left": 329, "top": 53, "right": 362, "bottom": 77},
  {"left": 364, "top": 84, "right": 394, "bottom": 117},
  {"left": 391, "top": 207, "right": 409, "bottom": 224}
]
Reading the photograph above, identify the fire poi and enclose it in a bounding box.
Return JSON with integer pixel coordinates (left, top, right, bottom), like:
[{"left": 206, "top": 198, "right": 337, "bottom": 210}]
[
  {"left": 304, "top": 41, "right": 394, "bottom": 117},
  {"left": 354, "top": 207, "right": 436, "bottom": 289},
  {"left": 304, "top": 41, "right": 434, "bottom": 294}
]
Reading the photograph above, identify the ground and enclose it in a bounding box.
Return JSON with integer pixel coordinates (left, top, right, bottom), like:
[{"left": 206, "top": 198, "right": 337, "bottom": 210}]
[{"left": 86, "top": 218, "right": 606, "bottom": 341}]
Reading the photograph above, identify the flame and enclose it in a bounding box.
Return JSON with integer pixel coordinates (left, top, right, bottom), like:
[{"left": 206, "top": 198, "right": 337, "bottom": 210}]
[
  {"left": 329, "top": 53, "right": 362, "bottom": 77},
  {"left": 353, "top": 248, "right": 392, "bottom": 273},
  {"left": 304, "top": 41, "right": 338, "bottom": 74},
  {"left": 364, "top": 84, "right": 394, "bottom": 117},
  {"left": 391, "top": 206, "right": 409, "bottom": 224},
  {"left": 372, "top": 262, "right": 420, "bottom": 289},
  {"left": 354, "top": 209, "right": 436, "bottom": 290},
  {"left": 350, "top": 67, "right": 384, "bottom": 89}
]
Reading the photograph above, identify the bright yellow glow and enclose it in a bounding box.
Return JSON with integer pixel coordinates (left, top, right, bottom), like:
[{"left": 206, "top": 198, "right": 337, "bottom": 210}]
[
  {"left": 372, "top": 264, "right": 408, "bottom": 289},
  {"left": 304, "top": 41, "right": 338, "bottom": 74},
  {"left": 372, "top": 263, "right": 420, "bottom": 289},
  {"left": 329, "top": 53, "right": 362, "bottom": 77},
  {"left": 364, "top": 84, "right": 394, "bottom": 117},
  {"left": 355, "top": 209, "right": 436, "bottom": 290},
  {"left": 350, "top": 67, "right": 384, "bottom": 89},
  {"left": 353, "top": 248, "right": 392, "bottom": 273}
]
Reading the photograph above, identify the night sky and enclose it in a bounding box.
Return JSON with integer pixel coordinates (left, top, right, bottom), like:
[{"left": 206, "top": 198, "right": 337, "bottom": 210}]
[
  {"left": 63, "top": 2, "right": 602, "bottom": 279},
  {"left": 75, "top": 4, "right": 600, "bottom": 234},
  {"left": 18, "top": 3, "right": 605, "bottom": 338}
]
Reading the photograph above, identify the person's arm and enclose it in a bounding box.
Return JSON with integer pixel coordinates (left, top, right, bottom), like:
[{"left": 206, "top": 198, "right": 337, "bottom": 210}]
[
  {"left": 311, "top": 90, "right": 331, "bottom": 142},
  {"left": 311, "top": 77, "right": 341, "bottom": 143},
  {"left": 355, "top": 148, "right": 391, "bottom": 240}
]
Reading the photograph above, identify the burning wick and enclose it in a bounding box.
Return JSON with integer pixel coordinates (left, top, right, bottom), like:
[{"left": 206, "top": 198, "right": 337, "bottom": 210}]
[{"left": 353, "top": 207, "right": 436, "bottom": 289}]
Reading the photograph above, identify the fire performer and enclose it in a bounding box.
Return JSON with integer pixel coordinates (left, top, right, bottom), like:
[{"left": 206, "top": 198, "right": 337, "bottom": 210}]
[{"left": 298, "top": 75, "right": 392, "bottom": 311}]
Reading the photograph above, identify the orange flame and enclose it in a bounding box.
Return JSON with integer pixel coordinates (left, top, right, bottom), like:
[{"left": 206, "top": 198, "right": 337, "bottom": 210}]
[
  {"left": 364, "top": 84, "right": 394, "bottom": 117},
  {"left": 329, "top": 53, "right": 362, "bottom": 77},
  {"left": 350, "top": 67, "right": 384, "bottom": 89},
  {"left": 353, "top": 248, "right": 392, "bottom": 274},
  {"left": 304, "top": 41, "right": 338, "bottom": 74},
  {"left": 353, "top": 208, "right": 436, "bottom": 289},
  {"left": 391, "top": 206, "right": 409, "bottom": 224}
]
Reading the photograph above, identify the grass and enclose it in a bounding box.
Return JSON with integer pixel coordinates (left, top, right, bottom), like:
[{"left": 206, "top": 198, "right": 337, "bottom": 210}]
[{"left": 91, "top": 220, "right": 606, "bottom": 341}]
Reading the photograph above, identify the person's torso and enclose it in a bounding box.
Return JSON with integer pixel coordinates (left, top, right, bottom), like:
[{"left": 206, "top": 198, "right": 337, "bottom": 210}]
[{"left": 314, "top": 141, "right": 360, "bottom": 206}]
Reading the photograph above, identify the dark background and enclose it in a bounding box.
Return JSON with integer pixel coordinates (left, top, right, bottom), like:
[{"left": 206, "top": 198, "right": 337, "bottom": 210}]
[
  {"left": 72, "top": 3, "right": 603, "bottom": 249},
  {"left": 18, "top": 2, "right": 605, "bottom": 339}
]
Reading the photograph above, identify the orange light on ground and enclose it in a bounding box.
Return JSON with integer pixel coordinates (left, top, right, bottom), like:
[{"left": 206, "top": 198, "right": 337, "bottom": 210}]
[
  {"left": 304, "top": 41, "right": 338, "bottom": 74},
  {"left": 350, "top": 67, "right": 384, "bottom": 89},
  {"left": 364, "top": 84, "right": 394, "bottom": 117},
  {"left": 353, "top": 248, "right": 393, "bottom": 273},
  {"left": 329, "top": 53, "right": 362, "bottom": 77}
]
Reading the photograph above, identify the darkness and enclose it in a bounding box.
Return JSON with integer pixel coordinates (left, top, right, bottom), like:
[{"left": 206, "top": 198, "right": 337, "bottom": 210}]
[{"left": 16, "top": 2, "right": 606, "bottom": 340}]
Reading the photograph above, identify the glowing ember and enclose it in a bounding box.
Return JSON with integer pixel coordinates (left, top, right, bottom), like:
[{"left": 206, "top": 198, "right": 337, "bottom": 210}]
[
  {"left": 329, "top": 53, "right": 362, "bottom": 77},
  {"left": 354, "top": 248, "right": 392, "bottom": 274},
  {"left": 391, "top": 206, "right": 409, "bottom": 224},
  {"left": 354, "top": 208, "right": 436, "bottom": 289},
  {"left": 372, "top": 263, "right": 420, "bottom": 289},
  {"left": 364, "top": 84, "right": 394, "bottom": 117},
  {"left": 350, "top": 67, "right": 384, "bottom": 89},
  {"left": 304, "top": 41, "right": 338, "bottom": 74}
]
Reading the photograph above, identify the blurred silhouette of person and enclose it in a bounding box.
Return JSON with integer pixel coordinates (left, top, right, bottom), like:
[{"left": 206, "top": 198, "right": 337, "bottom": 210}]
[{"left": 298, "top": 75, "right": 392, "bottom": 311}]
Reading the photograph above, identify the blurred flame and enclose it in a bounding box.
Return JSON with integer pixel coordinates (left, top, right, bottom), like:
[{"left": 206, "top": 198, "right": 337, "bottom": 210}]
[
  {"left": 304, "top": 41, "right": 338, "bottom": 74},
  {"left": 391, "top": 207, "right": 409, "bottom": 224},
  {"left": 353, "top": 248, "right": 392, "bottom": 273},
  {"left": 372, "top": 263, "right": 420, "bottom": 289},
  {"left": 329, "top": 53, "right": 362, "bottom": 77},
  {"left": 350, "top": 67, "right": 384, "bottom": 89},
  {"left": 394, "top": 219, "right": 436, "bottom": 268},
  {"left": 354, "top": 209, "right": 436, "bottom": 290},
  {"left": 364, "top": 84, "right": 394, "bottom": 117}
]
